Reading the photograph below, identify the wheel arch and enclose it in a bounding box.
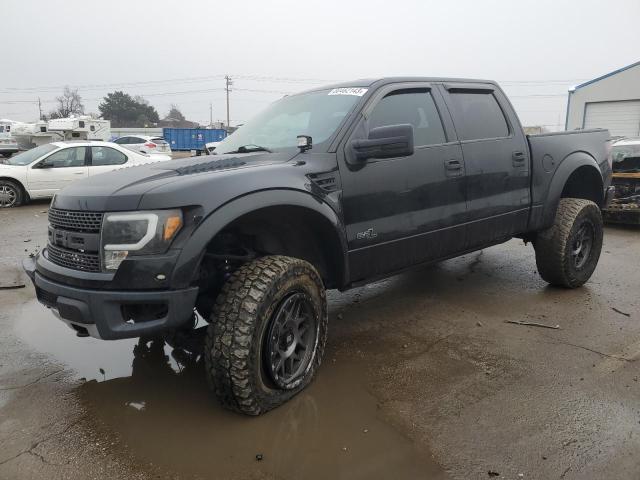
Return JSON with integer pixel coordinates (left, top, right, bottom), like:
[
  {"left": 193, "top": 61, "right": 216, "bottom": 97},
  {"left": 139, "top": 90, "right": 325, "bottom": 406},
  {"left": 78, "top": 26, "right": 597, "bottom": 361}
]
[
  {"left": 171, "top": 189, "right": 348, "bottom": 289},
  {"left": 541, "top": 152, "right": 604, "bottom": 228}
]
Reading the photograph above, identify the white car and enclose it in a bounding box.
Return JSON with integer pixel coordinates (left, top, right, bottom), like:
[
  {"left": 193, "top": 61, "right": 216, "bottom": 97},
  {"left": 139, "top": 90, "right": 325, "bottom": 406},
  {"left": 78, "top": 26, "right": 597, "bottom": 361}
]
[
  {"left": 113, "top": 135, "right": 172, "bottom": 155},
  {"left": 204, "top": 141, "right": 220, "bottom": 155},
  {"left": 0, "top": 141, "right": 171, "bottom": 208}
]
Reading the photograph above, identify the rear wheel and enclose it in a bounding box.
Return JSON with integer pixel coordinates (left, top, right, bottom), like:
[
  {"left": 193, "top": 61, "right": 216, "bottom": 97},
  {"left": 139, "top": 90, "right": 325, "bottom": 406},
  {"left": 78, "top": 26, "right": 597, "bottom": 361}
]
[
  {"left": 534, "top": 198, "right": 603, "bottom": 288},
  {"left": 0, "top": 180, "right": 23, "bottom": 208},
  {"left": 204, "top": 255, "right": 327, "bottom": 415}
]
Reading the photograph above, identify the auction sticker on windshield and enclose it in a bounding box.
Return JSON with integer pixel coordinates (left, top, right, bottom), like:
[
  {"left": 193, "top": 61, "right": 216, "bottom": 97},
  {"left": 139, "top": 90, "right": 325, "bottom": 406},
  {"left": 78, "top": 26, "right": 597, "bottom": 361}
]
[{"left": 328, "top": 88, "right": 368, "bottom": 96}]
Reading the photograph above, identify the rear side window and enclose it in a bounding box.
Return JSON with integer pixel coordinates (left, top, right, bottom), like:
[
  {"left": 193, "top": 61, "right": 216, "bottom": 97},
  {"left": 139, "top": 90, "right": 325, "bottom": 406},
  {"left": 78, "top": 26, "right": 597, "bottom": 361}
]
[
  {"left": 368, "top": 89, "right": 446, "bottom": 146},
  {"left": 91, "top": 146, "right": 127, "bottom": 166},
  {"left": 448, "top": 91, "right": 509, "bottom": 140},
  {"left": 114, "top": 137, "right": 128, "bottom": 144}
]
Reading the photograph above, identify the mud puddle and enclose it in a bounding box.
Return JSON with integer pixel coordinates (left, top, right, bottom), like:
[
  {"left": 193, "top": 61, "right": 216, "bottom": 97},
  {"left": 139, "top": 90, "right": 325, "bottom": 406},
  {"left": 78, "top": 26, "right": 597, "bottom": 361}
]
[{"left": 13, "top": 299, "right": 448, "bottom": 480}]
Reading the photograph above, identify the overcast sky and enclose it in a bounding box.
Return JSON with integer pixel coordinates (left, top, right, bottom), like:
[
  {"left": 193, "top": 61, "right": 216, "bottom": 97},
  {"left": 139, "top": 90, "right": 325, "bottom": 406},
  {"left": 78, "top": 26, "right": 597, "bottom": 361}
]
[{"left": 2, "top": 0, "right": 639, "bottom": 130}]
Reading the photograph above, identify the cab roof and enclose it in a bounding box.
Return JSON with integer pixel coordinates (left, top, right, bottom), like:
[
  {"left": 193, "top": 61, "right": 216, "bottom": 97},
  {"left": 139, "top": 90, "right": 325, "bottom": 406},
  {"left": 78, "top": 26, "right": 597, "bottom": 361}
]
[{"left": 297, "top": 76, "right": 498, "bottom": 95}]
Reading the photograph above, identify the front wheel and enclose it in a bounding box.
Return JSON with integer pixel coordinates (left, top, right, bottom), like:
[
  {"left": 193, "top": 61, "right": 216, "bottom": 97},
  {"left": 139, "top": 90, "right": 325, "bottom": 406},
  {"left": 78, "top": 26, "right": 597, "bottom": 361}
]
[
  {"left": 534, "top": 198, "right": 603, "bottom": 288},
  {"left": 204, "top": 255, "right": 327, "bottom": 415},
  {"left": 0, "top": 180, "right": 23, "bottom": 208}
]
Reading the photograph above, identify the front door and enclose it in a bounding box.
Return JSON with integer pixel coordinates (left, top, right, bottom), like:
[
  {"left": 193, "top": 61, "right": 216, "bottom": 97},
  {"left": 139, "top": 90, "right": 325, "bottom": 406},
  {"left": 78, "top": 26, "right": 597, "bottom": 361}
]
[
  {"left": 339, "top": 84, "right": 467, "bottom": 282},
  {"left": 27, "top": 146, "right": 88, "bottom": 197}
]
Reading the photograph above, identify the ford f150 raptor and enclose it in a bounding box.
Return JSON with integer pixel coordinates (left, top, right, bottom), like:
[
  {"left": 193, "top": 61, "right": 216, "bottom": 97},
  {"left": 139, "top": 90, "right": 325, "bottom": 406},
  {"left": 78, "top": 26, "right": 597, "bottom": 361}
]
[{"left": 23, "top": 77, "right": 614, "bottom": 415}]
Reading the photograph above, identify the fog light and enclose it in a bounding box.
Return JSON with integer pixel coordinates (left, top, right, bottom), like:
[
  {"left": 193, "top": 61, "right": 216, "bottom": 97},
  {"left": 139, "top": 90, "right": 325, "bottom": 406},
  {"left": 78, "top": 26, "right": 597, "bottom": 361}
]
[{"left": 104, "top": 250, "right": 128, "bottom": 270}]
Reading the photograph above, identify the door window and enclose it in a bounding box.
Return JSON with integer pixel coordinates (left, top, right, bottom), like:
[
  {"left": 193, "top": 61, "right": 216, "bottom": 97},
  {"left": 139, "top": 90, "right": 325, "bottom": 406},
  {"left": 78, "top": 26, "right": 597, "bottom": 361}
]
[
  {"left": 91, "top": 146, "right": 127, "bottom": 166},
  {"left": 448, "top": 92, "right": 509, "bottom": 140},
  {"left": 39, "top": 147, "right": 86, "bottom": 168},
  {"left": 114, "top": 137, "right": 129, "bottom": 144},
  {"left": 368, "top": 89, "right": 446, "bottom": 146}
]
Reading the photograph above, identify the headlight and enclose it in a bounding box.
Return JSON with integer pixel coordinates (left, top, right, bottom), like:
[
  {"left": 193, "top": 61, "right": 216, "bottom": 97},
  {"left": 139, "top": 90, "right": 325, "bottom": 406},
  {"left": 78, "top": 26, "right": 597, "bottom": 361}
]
[{"left": 101, "top": 209, "right": 183, "bottom": 271}]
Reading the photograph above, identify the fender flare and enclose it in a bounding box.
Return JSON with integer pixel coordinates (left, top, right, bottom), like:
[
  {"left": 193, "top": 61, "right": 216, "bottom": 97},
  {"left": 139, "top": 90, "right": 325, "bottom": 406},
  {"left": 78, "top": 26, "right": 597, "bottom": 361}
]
[
  {"left": 170, "top": 189, "right": 348, "bottom": 288},
  {"left": 541, "top": 152, "right": 603, "bottom": 227}
]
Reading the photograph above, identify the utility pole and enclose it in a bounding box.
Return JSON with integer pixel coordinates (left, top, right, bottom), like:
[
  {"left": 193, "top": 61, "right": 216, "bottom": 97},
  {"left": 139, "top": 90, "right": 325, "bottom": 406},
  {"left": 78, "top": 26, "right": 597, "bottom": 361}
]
[
  {"left": 38, "top": 97, "right": 42, "bottom": 120},
  {"left": 225, "top": 75, "right": 233, "bottom": 129},
  {"left": 209, "top": 102, "right": 213, "bottom": 127}
]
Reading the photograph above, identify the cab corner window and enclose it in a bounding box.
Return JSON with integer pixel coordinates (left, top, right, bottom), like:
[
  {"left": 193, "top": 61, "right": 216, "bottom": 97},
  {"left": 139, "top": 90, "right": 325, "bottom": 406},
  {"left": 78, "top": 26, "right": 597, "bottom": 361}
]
[
  {"left": 449, "top": 91, "right": 509, "bottom": 141},
  {"left": 368, "top": 89, "right": 446, "bottom": 147},
  {"left": 91, "top": 146, "right": 127, "bottom": 166}
]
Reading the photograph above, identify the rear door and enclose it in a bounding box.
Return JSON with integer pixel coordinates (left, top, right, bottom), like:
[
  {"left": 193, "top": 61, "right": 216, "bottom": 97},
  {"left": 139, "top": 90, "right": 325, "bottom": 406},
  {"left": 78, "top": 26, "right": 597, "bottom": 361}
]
[
  {"left": 88, "top": 145, "right": 129, "bottom": 176},
  {"left": 340, "top": 83, "right": 467, "bottom": 282},
  {"left": 441, "top": 84, "right": 530, "bottom": 247},
  {"left": 27, "top": 146, "right": 89, "bottom": 195}
]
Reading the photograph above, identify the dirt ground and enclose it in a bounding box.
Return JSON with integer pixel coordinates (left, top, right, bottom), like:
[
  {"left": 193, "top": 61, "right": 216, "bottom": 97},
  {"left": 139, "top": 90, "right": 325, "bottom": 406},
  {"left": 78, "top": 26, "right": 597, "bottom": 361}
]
[{"left": 1, "top": 201, "right": 639, "bottom": 480}]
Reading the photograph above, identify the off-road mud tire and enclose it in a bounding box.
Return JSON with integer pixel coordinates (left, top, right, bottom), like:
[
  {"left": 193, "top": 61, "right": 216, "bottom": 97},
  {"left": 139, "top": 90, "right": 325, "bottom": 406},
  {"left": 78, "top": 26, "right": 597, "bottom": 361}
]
[
  {"left": 534, "top": 198, "right": 603, "bottom": 288},
  {"left": 204, "top": 255, "right": 328, "bottom": 415}
]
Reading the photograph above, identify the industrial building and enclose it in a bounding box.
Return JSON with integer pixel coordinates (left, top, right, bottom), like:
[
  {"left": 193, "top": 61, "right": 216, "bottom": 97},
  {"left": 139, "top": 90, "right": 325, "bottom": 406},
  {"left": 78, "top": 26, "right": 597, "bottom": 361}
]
[{"left": 565, "top": 60, "right": 640, "bottom": 137}]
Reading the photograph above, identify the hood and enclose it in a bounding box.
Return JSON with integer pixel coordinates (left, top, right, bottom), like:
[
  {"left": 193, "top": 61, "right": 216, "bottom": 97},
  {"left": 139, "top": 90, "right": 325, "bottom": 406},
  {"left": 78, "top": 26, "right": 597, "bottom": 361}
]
[
  {"left": 613, "top": 156, "right": 640, "bottom": 174},
  {"left": 0, "top": 162, "right": 23, "bottom": 169},
  {"left": 52, "top": 150, "right": 297, "bottom": 212}
]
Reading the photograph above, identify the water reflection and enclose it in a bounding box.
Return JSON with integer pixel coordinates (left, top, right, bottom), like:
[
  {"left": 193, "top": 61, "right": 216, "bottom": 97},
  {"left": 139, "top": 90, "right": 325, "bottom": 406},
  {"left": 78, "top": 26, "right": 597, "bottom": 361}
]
[{"left": 14, "top": 301, "right": 446, "bottom": 479}]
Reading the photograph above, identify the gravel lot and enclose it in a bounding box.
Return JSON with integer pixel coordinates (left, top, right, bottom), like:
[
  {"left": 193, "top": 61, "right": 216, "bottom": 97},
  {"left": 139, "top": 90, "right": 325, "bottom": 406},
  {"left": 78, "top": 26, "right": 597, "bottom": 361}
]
[{"left": 1, "top": 201, "right": 639, "bottom": 480}]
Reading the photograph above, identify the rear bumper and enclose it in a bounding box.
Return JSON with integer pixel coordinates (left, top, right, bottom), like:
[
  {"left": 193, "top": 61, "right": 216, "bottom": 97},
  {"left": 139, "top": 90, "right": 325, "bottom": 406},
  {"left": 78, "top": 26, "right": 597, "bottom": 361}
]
[
  {"left": 23, "top": 257, "right": 198, "bottom": 340},
  {"left": 0, "top": 145, "right": 19, "bottom": 153}
]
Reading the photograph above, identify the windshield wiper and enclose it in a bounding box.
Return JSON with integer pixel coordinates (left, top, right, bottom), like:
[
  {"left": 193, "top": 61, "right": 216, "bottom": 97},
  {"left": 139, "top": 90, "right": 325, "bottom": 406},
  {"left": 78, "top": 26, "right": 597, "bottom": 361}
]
[{"left": 224, "top": 144, "right": 272, "bottom": 154}]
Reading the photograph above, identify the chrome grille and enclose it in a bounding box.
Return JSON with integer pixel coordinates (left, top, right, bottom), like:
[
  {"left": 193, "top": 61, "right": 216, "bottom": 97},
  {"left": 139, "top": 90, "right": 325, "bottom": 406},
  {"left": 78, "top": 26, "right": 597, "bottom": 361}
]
[
  {"left": 48, "top": 209, "right": 103, "bottom": 233},
  {"left": 46, "top": 243, "right": 101, "bottom": 272}
]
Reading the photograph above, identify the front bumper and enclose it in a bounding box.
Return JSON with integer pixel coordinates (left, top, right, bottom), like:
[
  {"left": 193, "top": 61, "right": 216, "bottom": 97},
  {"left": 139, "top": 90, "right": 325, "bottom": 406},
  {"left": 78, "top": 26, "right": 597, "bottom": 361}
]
[
  {"left": 604, "top": 186, "right": 616, "bottom": 208},
  {"left": 23, "top": 256, "right": 199, "bottom": 340},
  {"left": 603, "top": 200, "right": 640, "bottom": 225}
]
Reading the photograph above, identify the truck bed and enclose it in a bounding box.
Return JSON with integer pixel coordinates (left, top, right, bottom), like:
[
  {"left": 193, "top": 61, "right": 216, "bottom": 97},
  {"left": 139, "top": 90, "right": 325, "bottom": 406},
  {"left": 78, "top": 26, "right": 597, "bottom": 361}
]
[{"left": 527, "top": 128, "right": 611, "bottom": 230}]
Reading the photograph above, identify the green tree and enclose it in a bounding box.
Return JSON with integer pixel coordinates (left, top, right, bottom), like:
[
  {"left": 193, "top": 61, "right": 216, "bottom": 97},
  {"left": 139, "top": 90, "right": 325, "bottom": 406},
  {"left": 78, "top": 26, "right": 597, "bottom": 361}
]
[{"left": 98, "top": 91, "right": 159, "bottom": 127}]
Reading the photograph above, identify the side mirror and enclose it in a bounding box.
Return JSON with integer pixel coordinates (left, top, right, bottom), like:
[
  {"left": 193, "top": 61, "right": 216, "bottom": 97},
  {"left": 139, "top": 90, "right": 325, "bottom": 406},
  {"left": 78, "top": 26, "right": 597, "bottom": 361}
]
[
  {"left": 34, "top": 160, "right": 53, "bottom": 169},
  {"left": 351, "top": 124, "right": 414, "bottom": 161}
]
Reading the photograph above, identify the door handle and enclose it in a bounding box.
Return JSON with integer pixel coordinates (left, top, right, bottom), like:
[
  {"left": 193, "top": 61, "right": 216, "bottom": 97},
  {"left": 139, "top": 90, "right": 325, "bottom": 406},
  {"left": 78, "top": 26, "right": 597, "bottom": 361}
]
[
  {"left": 445, "top": 159, "right": 462, "bottom": 170},
  {"left": 73, "top": 172, "right": 85, "bottom": 175},
  {"left": 512, "top": 151, "right": 526, "bottom": 165}
]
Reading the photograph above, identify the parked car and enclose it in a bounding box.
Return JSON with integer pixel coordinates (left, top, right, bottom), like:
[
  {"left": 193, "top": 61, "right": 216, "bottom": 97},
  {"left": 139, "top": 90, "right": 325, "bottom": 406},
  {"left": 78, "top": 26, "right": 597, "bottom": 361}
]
[
  {"left": 25, "top": 77, "right": 613, "bottom": 415},
  {"left": 203, "top": 141, "right": 220, "bottom": 155},
  {"left": 113, "top": 135, "right": 172, "bottom": 155},
  {"left": 0, "top": 141, "right": 171, "bottom": 207},
  {"left": 603, "top": 137, "right": 640, "bottom": 224}
]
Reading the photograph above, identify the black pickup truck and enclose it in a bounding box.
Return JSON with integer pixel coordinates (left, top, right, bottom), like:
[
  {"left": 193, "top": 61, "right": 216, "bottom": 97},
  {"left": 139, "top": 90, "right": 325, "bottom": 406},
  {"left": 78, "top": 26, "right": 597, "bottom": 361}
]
[{"left": 24, "top": 77, "right": 614, "bottom": 415}]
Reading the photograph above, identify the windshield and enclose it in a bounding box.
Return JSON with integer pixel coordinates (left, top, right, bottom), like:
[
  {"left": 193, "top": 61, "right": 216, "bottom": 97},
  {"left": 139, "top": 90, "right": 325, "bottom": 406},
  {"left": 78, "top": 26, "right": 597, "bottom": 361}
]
[
  {"left": 4, "top": 144, "right": 59, "bottom": 166},
  {"left": 612, "top": 143, "right": 640, "bottom": 172},
  {"left": 215, "top": 88, "right": 365, "bottom": 155}
]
